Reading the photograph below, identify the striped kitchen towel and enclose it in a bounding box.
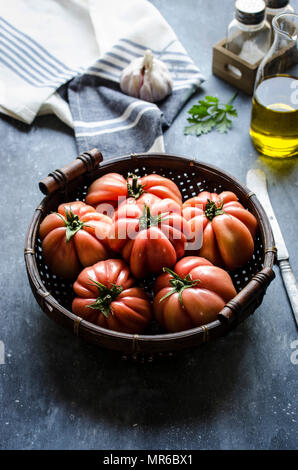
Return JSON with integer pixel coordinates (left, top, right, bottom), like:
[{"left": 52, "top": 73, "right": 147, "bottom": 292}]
[
  {"left": 0, "top": 0, "right": 99, "bottom": 125},
  {"left": 69, "top": 0, "right": 205, "bottom": 156},
  {"left": 0, "top": 0, "right": 205, "bottom": 155}
]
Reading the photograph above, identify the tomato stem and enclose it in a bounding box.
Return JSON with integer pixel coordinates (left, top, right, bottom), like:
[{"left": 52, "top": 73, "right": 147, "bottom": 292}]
[
  {"left": 139, "top": 205, "right": 169, "bottom": 230},
  {"left": 204, "top": 199, "right": 225, "bottom": 221},
  {"left": 86, "top": 278, "right": 123, "bottom": 317},
  {"left": 159, "top": 267, "right": 200, "bottom": 306},
  {"left": 56, "top": 207, "right": 87, "bottom": 242},
  {"left": 127, "top": 174, "right": 144, "bottom": 199}
]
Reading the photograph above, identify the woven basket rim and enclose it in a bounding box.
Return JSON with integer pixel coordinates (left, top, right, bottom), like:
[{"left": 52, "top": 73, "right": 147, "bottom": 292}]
[{"left": 25, "top": 152, "right": 276, "bottom": 352}]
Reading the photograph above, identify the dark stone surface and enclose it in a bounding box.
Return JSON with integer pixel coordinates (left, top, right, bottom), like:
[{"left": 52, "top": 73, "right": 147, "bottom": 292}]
[{"left": 0, "top": 0, "right": 297, "bottom": 450}]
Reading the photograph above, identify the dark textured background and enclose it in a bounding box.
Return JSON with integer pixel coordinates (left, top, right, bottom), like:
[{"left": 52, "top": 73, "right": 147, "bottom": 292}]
[{"left": 0, "top": 0, "right": 297, "bottom": 450}]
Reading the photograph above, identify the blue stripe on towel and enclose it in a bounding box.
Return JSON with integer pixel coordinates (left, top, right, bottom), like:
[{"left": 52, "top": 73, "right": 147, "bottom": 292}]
[
  {"left": 0, "top": 16, "right": 82, "bottom": 88},
  {"left": 113, "top": 44, "right": 141, "bottom": 58},
  {"left": 105, "top": 52, "right": 130, "bottom": 64},
  {"left": 2, "top": 40, "right": 61, "bottom": 83},
  {"left": 87, "top": 67, "right": 120, "bottom": 80},
  {"left": 0, "top": 17, "right": 72, "bottom": 73},
  {"left": 1, "top": 31, "right": 73, "bottom": 80},
  {"left": 98, "top": 59, "right": 124, "bottom": 71},
  {"left": 0, "top": 57, "right": 38, "bottom": 87},
  {"left": 1, "top": 26, "right": 68, "bottom": 77},
  {"left": 120, "top": 38, "right": 190, "bottom": 58}
]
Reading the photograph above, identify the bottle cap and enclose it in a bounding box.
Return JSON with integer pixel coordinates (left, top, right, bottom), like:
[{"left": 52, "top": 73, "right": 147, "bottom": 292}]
[
  {"left": 235, "top": 0, "right": 266, "bottom": 24},
  {"left": 266, "top": 0, "right": 289, "bottom": 8}
]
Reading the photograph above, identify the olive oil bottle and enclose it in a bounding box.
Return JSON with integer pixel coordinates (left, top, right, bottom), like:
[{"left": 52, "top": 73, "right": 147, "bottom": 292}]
[{"left": 250, "top": 75, "right": 298, "bottom": 158}]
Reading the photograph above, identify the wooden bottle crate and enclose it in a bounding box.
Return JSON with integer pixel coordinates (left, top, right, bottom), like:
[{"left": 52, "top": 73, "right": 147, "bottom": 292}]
[{"left": 212, "top": 38, "right": 261, "bottom": 95}]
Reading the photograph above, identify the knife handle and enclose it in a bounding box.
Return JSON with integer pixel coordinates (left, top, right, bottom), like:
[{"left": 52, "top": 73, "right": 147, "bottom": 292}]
[{"left": 279, "top": 260, "right": 298, "bottom": 328}]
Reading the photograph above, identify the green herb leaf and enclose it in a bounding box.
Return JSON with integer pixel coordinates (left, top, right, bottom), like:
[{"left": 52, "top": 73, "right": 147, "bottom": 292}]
[
  {"left": 216, "top": 115, "right": 232, "bottom": 134},
  {"left": 184, "top": 92, "right": 238, "bottom": 137}
]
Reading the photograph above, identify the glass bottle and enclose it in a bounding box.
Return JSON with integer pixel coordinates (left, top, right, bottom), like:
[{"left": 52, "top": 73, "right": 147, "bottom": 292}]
[
  {"left": 266, "top": 0, "right": 295, "bottom": 26},
  {"left": 226, "top": 0, "right": 272, "bottom": 67},
  {"left": 250, "top": 13, "right": 298, "bottom": 158}
]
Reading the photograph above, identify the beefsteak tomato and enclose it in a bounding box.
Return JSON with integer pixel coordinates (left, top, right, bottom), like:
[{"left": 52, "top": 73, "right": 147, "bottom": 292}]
[
  {"left": 85, "top": 172, "right": 182, "bottom": 213},
  {"left": 183, "top": 191, "right": 258, "bottom": 270},
  {"left": 72, "top": 259, "right": 152, "bottom": 333},
  {"left": 153, "top": 256, "right": 237, "bottom": 332},
  {"left": 108, "top": 198, "right": 189, "bottom": 278},
  {"left": 39, "top": 201, "right": 112, "bottom": 279}
]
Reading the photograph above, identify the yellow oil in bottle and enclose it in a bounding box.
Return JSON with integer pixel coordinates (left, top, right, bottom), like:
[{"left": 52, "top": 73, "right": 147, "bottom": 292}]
[{"left": 250, "top": 75, "right": 298, "bottom": 158}]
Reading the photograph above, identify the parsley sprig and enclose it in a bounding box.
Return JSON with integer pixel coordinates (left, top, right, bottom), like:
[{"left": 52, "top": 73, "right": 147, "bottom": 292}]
[{"left": 184, "top": 92, "right": 238, "bottom": 136}]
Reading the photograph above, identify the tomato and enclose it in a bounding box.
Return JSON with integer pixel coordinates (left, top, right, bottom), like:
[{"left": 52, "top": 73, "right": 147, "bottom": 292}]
[
  {"left": 153, "top": 256, "right": 237, "bottom": 332},
  {"left": 72, "top": 259, "right": 152, "bottom": 333},
  {"left": 108, "top": 198, "right": 189, "bottom": 278},
  {"left": 182, "top": 191, "right": 258, "bottom": 270},
  {"left": 39, "top": 201, "right": 112, "bottom": 279},
  {"left": 85, "top": 173, "right": 182, "bottom": 213}
]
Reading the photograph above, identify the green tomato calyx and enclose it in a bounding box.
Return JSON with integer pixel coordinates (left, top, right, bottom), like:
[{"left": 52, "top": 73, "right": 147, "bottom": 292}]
[
  {"left": 86, "top": 278, "right": 123, "bottom": 317},
  {"left": 204, "top": 199, "right": 225, "bottom": 221},
  {"left": 159, "top": 268, "right": 200, "bottom": 306},
  {"left": 139, "top": 205, "right": 168, "bottom": 230},
  {"left": 127, "top": 173, "right": 144, "bottom": 199},
  {"left": 56, "top": 206, "right": 87, "bottom": 242}
]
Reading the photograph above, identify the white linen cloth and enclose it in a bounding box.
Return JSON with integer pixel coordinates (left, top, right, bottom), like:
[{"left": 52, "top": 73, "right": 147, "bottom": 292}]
[
  {"left": 0, "top": 0, "right": 99, "bottom": 124},
  {"left": 0, "top": 0, "right": 205, "bottom": 153}
]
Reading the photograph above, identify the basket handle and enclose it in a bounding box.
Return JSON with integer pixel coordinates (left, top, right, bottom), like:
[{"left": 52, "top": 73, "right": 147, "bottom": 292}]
[
  {"left": 39, "top": 148, "right": 103, "bottom": 195},
  {"left": 218, "top": 266, "right": 275, "bottom": 324}
]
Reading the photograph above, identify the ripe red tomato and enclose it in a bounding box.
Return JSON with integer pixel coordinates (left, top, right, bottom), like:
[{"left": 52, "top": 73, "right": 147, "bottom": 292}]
[
  {"left": 153, "top": 256, "right": 237, "bottom": 332},
  {"left": 85, "top": 173, "right": 182, "bottom": 213},
  {"left": 39, "top": 201, "right": 112, "bottom": 279},
  {"left": 183, "top": 191, "right": 258, "bottom": 270},
  {"left": 108, "top": 198, "right": 189, "bottom": 278},
  {"left": 72, "top": 259, "right": 152, "bottom": 334}
]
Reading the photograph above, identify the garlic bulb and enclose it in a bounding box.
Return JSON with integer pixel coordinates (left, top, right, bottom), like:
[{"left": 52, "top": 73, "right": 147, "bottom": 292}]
[{"left": 120, "top": 49, "right": 173, "bottom": 103}]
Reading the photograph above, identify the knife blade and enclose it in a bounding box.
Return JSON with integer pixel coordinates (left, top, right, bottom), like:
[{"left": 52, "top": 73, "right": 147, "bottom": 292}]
[{"left": 246, "top": 169, "right": 298, "bottom": 328}]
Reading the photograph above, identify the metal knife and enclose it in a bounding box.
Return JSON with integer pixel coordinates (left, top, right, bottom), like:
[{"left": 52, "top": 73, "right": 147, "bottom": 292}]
[{"left": 246, "top": 169, "right": 298, "bottom": 328}]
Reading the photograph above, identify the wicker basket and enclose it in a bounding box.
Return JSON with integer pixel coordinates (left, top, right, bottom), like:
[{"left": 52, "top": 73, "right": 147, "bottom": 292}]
[{"left": 25, "top": 149, "right": 276, "bottom": 356}]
